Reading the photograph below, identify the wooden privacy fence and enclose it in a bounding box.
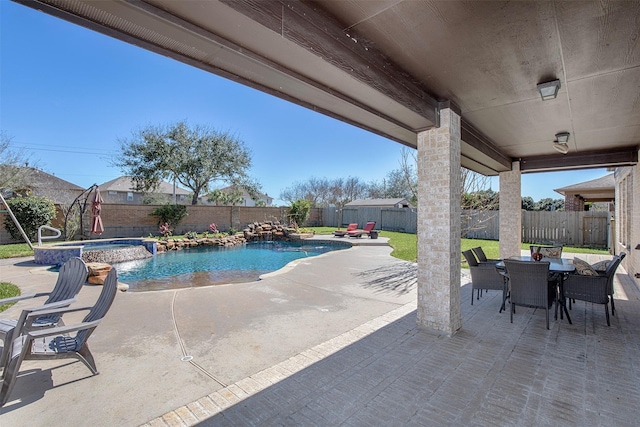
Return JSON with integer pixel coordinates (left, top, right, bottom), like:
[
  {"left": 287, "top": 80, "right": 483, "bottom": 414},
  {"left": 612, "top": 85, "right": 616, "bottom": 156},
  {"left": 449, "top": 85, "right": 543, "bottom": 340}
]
[
  {"left": 325, "top": 207, "right": 418, "bottom": 233},
  {"left": 323, "top": 207, "right": 611, "bottom": 248},
  {"left": 522, "top": 211, "right": 610, "bottom": 247}
]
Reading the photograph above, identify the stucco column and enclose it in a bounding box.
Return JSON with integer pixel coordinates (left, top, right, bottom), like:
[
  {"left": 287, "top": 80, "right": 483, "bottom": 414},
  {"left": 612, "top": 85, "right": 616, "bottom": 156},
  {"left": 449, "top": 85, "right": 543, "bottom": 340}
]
[
  {"left": 499, "top": 161, "right": 522, "bottom": 259},
  {"left": 416, "top": 108, "right": 462, "bottom": 335}
]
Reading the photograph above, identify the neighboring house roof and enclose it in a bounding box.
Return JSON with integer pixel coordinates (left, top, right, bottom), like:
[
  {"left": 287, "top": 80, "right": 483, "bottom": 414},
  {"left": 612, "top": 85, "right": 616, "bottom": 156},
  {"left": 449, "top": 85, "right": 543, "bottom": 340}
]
[
  {"left": 99, "top": 176, "right": 190, "bottom": 195},
  {"left": 345, "top": 198, "right": 413, "bottom": 208},
  {"left": 5, "top": 167, "right": 84, "bottom": 204},
  {"left": 554, "top": 173, "right": 615, "bottom": 202},
  {"left": 18, "top": 167, "right": 84, "bottom": 191}
]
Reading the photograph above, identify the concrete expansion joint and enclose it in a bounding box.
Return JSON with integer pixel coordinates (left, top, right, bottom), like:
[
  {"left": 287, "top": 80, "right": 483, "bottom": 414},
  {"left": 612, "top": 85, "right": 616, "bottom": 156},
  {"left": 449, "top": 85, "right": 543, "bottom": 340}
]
[{"left": 140, "top": 300, "right": 417, "bottom": 427}]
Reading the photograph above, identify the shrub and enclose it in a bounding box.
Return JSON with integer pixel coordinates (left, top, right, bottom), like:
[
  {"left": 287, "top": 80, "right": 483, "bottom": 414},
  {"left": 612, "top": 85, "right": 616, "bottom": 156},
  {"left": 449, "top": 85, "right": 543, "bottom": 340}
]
[
  {"left": 228, "top": 227, "right": 237, "bottom": 236},
  {"left": 3, "top": 195, "right": 56, "bottom": 241},
  {"left": 185, "top": 231, "right": 198, "bottom": 240},
  {"left": 150, "top": 204, "right": 188, "bottom": 228},
  {"left": 289, "top": 199, "right": 311, "bottom": 227}
]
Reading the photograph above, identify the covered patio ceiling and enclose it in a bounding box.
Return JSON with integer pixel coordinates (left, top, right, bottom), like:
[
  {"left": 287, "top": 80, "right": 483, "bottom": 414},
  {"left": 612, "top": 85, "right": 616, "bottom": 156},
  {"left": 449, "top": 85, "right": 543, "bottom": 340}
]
[{"left": 16, "top": 0, "right": 640, "bottom": 176}]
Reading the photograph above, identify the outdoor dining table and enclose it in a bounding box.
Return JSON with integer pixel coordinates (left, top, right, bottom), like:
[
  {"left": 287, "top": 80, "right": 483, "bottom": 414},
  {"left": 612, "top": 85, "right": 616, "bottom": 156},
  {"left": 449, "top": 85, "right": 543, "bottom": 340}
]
[{"left": 496, "top": 256, "right": 576, "bottom": 323}]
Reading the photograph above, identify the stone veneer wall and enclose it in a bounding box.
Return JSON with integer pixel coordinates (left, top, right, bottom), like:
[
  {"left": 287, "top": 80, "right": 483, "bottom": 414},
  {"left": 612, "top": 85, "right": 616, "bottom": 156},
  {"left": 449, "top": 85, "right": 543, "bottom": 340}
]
[{"left": 416, "top": 108, "right": 462, "bottom": 335}]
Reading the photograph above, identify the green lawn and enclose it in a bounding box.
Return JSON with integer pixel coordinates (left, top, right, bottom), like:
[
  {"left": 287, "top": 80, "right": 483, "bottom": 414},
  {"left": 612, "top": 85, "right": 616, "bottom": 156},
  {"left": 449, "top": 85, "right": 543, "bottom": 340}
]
[
  {"left": 0, "top": 282, "right": 20, "bottom": 313},
  {"left": 0, "top": 243, "right": 34, "bottom": 259},
  {"left": 308, "top": 227, "right": 609, "bottom": 263}
]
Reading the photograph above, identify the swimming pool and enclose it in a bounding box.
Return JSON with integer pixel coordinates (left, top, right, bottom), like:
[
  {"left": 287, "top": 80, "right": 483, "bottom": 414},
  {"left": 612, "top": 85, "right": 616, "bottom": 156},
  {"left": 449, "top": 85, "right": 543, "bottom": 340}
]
[{"left": 112, "top": 240, "right": 348, "bottom": 292}]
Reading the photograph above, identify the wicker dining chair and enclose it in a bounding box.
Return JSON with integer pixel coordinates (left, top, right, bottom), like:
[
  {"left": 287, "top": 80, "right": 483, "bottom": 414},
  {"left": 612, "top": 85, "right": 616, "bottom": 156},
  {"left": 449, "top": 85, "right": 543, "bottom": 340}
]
[
  {"left": 471, "top": 247, "right": 500, "bottom": 264},
  {"left": 463, "top": 250, "right": 507, "bottom": 311},
  {"left": 563, "top": 252, "right": 625, "bottom": 326},
  {"left": 503, "top": 259, "right": 553, "bottom": 329}
]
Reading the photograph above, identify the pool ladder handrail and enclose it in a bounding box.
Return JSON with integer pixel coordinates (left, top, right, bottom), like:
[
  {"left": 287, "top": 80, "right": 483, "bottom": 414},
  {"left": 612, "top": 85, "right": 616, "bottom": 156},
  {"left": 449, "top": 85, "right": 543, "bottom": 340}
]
[{"left": 38, "top": 225, "right": 62, "bottom": 246}]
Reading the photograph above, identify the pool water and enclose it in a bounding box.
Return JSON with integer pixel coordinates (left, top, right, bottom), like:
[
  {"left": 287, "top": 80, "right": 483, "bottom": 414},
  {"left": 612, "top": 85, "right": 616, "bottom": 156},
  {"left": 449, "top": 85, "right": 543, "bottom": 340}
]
[{"left": 112, "top": 241, "right": 347, "bottom": 292}]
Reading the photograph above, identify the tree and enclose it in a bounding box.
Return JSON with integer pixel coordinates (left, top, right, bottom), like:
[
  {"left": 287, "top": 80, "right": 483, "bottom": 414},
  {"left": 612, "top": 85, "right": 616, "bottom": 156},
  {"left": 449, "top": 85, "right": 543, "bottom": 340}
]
[
  {"left": 521, "top": 196, "right": 535, "bottom": 211},
  {"left": 289, "top": 199, "right": 311, "bottom": 227},
  {"left": 225, "top": 189, "right": 245, "bottom": 206},
  {"left": 207, "top": 189, "right": 228, "bottom": 206},
  {"left": 462, "top": 189, "right": 499, "bottom": 210},
  {"left": 397, "top": 147, "right": 418, "bottom": 203},
  {"left": 206, "top": 187, "right": 245, "bottom": 206},
  {"left": 534, "top": 198, "right": 564, "bottom": 211},
  {"left": 459, "top": 168, "right": 499, "bottom": 237},
  {"left": 327, "top": 177, "right": 368, "bottom": 208},
  {"left": 0, "top": 132, "right": 34, "bottom": 191},
  {"left": 115, "top": 121, "right": 259, "bottom": 205},
  {"left": 367, "top": 148, "right": 418, "bottom": 203},
  {"left": 150, "top": 204, "right": 188, "bottom": 228},
  {"left": 394, "top": 147, "right": 497, "bottom": 236},
  {"left": 280, "top": 176, "right": 367, "bottom": 208},
  {"left": 3, "top": 195, "right": 56, "bottom": 241}
]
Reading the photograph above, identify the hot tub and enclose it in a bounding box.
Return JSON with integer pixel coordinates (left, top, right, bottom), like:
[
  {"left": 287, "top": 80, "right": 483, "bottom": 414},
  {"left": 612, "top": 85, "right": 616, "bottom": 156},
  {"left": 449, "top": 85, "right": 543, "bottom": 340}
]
[{"left": 34, "top": 238, "right": 157, "bottom": 265}]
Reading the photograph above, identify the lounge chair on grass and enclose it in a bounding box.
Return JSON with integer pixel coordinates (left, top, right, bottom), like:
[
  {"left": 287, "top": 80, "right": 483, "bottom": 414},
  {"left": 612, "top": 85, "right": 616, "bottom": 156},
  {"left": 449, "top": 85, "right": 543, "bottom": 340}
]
[
  {"left": 348, "top": 221, "right": 376, "bottom": 238},
  {"left": 333, "top": 223, "right": 358, "bottom": 237}
]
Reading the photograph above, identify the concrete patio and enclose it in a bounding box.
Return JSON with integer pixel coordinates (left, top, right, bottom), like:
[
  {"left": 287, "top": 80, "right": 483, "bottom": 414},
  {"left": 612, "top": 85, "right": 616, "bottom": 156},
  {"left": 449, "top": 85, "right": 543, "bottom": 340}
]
[{"left": 1, "top": 240, "right": 639, "bottom": 426}]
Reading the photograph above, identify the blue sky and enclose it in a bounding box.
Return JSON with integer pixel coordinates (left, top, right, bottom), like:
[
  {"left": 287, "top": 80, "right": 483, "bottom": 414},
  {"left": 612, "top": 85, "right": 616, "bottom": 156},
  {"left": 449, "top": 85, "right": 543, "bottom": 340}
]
[{"left": 1, "top": 2, "right": 609, "bottom": 206}]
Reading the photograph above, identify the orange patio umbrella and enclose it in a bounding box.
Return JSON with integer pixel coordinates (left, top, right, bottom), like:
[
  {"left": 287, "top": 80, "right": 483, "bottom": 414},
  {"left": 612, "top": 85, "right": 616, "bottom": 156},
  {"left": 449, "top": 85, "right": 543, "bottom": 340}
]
[{"left": 90, "top": 187, "right": 104, "bottom": 235}]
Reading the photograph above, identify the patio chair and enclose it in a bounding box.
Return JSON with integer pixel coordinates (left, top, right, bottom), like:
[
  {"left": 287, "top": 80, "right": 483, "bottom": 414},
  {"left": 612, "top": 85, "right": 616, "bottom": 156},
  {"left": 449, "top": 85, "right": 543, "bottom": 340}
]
[
  {"left": 563, "top": 252, "right": 625, "bottom": 326},
  {"left": 347, "top": 221, "right": 376, "bottom": 238},
  {"left": 503, "top": 259, "right": 553, "bottom": 329},
  {"left": 0, "top": 267, "right": 118, "bottom": 407},
  {"left": 333, "top": 223, "right": 358, "bottom": 237},
  {"left": 463, "top": 250, "right": 507, "bottom": 311},
  {"left": 471, "top": 247, "right": 500, "bottom": 263},
  {"left": 604, "top": 252, "right": 625, "bottom": 316},
  {"left": 0, "top": 257, "right": 88, "bottom": 376}
]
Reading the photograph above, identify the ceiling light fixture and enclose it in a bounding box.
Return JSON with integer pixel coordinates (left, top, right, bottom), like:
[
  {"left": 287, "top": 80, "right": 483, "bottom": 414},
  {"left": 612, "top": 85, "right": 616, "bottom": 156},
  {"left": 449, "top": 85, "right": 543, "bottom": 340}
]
[
  {"left": 553, "top": 131, "right": 570, "bottom": 154},
  {"left": 555, "top": 132, "right": 570, "bottom": 143},
  {"left": 537, "top": 79, "right": 561, "bottom": 100}
]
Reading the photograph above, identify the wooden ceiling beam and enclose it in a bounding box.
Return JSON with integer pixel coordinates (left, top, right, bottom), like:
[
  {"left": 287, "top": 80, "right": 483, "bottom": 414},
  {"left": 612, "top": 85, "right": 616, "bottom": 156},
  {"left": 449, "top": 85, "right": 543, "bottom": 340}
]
[
  {"left": 221, "top": 0, "right": 440, "bottom": 128},
  {"left": 520, "top": 148, "right": 639, "bottom": 173},
  {"left": 460, "top": 120, "right": 512, "bottom": 171}
]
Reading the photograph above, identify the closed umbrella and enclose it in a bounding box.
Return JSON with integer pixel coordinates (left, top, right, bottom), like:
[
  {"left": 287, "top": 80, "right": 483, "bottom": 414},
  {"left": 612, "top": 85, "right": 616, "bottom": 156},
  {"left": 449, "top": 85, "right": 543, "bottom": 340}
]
[{"left": 91, "top": 187, "right": 104, "bottom": 235}]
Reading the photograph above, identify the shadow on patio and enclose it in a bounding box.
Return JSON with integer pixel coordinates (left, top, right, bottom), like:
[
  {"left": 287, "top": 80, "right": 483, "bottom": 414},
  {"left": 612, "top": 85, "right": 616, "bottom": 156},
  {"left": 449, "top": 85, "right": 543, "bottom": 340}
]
[
  {"left": 355, "top": 261, "right": 417, "bottom": 296},
  {"left": 153, "top": 268, "right": 640, "bottom": 426}
]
